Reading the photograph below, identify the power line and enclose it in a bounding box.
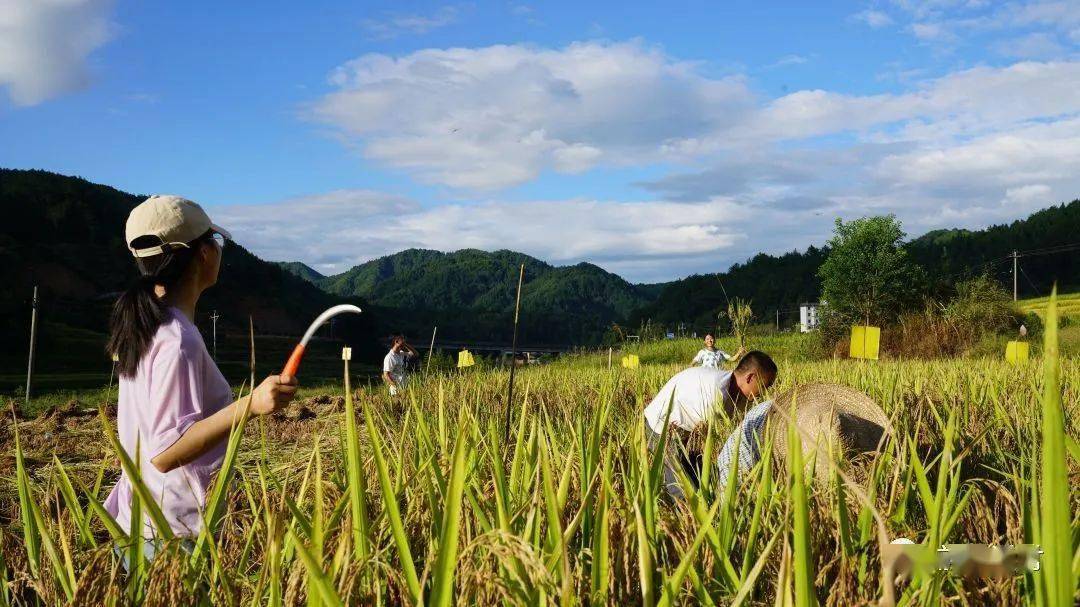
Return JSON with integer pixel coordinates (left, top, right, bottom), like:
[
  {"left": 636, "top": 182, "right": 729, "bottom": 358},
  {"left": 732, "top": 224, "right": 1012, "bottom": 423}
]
[
  {"left": 1016, "top": 242, "right": 1080, "bottom": 257},
  {"left": 938, "top": 254, "right": 1011, "bottom": 281},
  {"left": 1011, "top": 241, "right": 1080, "bottom": 300},
  {"left": 1019, "top": 265, "right": 1043, "bottom": 299}
]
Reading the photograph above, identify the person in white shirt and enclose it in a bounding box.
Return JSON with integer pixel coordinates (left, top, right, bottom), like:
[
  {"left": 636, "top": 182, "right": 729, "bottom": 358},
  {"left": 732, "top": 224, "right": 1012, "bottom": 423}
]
[
  {"left": 382, "top": 335, "right": 418, "bottom": 396},
  {"left": 691, "top": 334, "right": 742, "bottom": 369},
  {"left": 643, "top": 350, "right": 777, "bottom": 498}
]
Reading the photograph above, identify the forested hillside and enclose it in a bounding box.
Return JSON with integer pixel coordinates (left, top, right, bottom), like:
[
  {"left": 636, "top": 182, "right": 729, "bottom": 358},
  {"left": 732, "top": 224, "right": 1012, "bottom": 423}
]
[
  {"left": 627, "top": 247, "right": 829, "bottom": 333},
  {"left": 907, "top": 201, "right": 1080, "bottom": 294},
  {"left": 5, "top": 168, "right": 1077, "bottom": 364},
  {"left": 275, "top": 261, "right": 325, "bottom": 283},
  {"left": 320, "top": 249, "right": 654, "bottom": 344},
  {"left": 0, "top": 169, "right": 375, "bottom": 379},
  {"left": 632, "top": 200, "right": 1080, "bottom": 333}
]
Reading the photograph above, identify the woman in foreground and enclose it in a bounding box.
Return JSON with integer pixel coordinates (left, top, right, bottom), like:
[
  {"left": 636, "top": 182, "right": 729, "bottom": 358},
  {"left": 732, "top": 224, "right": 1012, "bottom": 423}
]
[{"left": 104, "top": 195, "right": 298, "bottom": 559}]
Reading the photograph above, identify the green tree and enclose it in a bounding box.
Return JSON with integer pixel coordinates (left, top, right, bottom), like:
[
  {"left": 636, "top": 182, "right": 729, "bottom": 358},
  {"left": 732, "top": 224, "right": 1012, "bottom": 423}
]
[{"left": 818, "top": 215, "right": 925, "bottom": 328}]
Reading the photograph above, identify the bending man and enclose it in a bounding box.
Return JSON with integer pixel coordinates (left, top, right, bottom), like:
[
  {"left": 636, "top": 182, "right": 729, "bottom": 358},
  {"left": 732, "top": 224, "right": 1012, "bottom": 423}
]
[{"left": 642, "top": 351, "right": 777, "bottom": 498}]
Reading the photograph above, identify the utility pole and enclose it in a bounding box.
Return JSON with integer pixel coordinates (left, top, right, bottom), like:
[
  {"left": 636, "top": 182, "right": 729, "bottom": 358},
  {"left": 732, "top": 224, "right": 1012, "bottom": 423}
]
[
  {"left": 1012, "top": 250, "right": 1018, "bottom": 301},
  {"left": 210, "top": 310, "right": 220, "bottom": 360},
  {"left": 776, "top": 308, "right": 780, "bottom": 331},
  {"left": 25, "top": 286, "right": 39, "bottom": 407}
]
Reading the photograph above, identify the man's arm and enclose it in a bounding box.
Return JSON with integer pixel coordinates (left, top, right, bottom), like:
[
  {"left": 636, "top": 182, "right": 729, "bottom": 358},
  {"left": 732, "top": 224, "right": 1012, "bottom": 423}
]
[{"left": 382, "top": 370, "right": 397, "bottom": 387}]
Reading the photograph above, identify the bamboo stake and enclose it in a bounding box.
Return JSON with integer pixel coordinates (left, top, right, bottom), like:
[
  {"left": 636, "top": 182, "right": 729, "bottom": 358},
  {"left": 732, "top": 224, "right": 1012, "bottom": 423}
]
[
  {"left": 24, "top": 286, "right": 38, "bottom": 408},
  {"left": 503, "top": 264, "right": 525, "bottom": 444},
  {"left": 426, "top": 326, "right": 437, "bottom": 374}
]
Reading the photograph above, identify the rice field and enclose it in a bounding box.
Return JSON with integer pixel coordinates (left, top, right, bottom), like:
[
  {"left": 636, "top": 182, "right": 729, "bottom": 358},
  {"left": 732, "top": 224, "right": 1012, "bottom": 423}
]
[
  {"left": 1018, "top": 292, "right": 1080, "bottom": 319},
  {"left": 0, "top": 301, "right": 1076, "bottom": 605}
]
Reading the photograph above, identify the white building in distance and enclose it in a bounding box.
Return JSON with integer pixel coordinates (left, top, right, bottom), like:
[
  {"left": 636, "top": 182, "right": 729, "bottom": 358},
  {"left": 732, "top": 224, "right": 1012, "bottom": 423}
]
[{"left": 800, "top": 303, "right": 821, "bottom": 333}]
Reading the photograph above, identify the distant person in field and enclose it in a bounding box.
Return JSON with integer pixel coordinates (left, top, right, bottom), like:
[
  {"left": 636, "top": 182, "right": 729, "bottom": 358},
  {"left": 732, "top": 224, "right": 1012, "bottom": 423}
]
[
  {"left": 383, "top": 335, "right": 418, "bottom": 396},
  {"left": 105, "top": 196, "right": 298, "bottom": 565},
  {"left": 692, "top": 334, "right": 744, "bottom": 369},
  {"left": 643, "top": 351, "right": 777, "bottom": 498}
]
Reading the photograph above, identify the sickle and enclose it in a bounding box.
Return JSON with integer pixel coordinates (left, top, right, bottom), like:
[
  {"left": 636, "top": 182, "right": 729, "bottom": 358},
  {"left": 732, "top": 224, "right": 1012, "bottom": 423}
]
[{"left": 281, "top": 304, "right": 362, "bottom": 376}]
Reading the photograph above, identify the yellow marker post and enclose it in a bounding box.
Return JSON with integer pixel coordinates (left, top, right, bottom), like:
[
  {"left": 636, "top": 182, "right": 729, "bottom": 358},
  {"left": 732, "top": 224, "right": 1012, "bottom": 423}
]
[
  {"left": 849, "top": 325, "right": 881, "bottom": 360},
  {"left": 621, "top": 354, "right": 640, "bottom": 369},
  {"left": 457, "top": 349, "right": 475, "bottom": 368},
  {"left": 1005, "top": 341, "right": 1029, "bottom": 364}
]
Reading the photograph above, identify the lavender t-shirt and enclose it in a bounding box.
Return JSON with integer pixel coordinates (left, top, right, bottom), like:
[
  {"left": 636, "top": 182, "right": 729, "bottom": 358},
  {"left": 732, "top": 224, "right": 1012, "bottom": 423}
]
[{"left": 104, "top": 307, "right": 233, "bottom": 538}]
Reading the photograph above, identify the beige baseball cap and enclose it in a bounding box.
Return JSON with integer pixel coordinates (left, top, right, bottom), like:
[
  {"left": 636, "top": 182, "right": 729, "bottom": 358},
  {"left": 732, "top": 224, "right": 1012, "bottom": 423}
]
[{"left": 125, "top": 195, "right": 232, "bottom": 258}]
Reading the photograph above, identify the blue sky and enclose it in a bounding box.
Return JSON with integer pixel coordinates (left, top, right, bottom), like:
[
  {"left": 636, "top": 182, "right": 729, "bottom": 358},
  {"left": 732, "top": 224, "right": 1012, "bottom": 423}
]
[{"left": 2, "top": 1, "right": 1079, "bottom": 282}]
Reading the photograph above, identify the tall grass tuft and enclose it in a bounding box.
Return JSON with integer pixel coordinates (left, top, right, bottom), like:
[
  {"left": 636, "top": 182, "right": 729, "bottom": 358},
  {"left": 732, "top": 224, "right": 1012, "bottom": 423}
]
[{"left": 1035, "top": 288, "right": 1074, "bottom": 606}]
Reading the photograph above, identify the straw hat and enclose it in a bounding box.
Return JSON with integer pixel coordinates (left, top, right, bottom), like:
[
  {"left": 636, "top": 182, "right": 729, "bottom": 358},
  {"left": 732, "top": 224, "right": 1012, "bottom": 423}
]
[{"left": 765, "top": 383, "right": 892, "bottom": 481}]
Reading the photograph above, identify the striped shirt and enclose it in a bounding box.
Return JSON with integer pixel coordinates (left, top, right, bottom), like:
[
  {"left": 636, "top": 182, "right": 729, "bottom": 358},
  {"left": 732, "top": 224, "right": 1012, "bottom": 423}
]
[{"left": 715, "top": 400, "right": 772, "bottom": 490}]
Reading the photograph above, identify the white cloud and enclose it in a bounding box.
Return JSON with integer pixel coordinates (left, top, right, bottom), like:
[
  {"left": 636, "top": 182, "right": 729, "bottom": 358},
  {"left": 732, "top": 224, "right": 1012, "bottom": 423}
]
[
  {"left": 0, "top": 0, "right": 115, "bottom": 106},
  {"left": 994, "top": 32, "right": 1065, "bottom": 59},
  {"left": 300, "top": 39, "right": 1080, "bottom": 279},
  {"left": 213, "top": 190, "right": 750, "bottom": 280},
  {"left": 740, "top": 61, "right": 1080, "bottom": 144},
  {"left": 870, "top": 0, "right": 1080, "bottom": 56},
  {"left": 311, "top": 37, "right": 1080, "bottom": 190},
  {"left": 310, "top": 41, "right": 755, "bottom": 190},
  {"left": 910, "top": 21, "right": 956, "bottom": 42},
  {"left": 875, "top": 117, "right": 1080, "bottom": 197},
  {"left": 636, "top": 61, "right": 1080, "bottom": 260},
  {"left": 766, "top": 54, "right": 810, "bottom": 69},
  {"left": 989, "top": 1, "right": 1080, "bottom": 31},
  {"left": 361, "top": 4, "right": 466, "bottom": 40},
  {"left": 853, "top": 9, "right": 894, "bottom": 28},
  {"left": 1005, "top": 183, "right": 1052, "bottom": 207},
  {"left": 212, "top": 190, "right": 420, "bottom": 271}
]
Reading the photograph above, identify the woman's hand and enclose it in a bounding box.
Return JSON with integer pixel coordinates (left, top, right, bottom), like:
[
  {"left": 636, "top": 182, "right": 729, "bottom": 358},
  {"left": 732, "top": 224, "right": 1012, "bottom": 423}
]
[
  {"left": 250, "top": 374, "right": 299, "bottom": 415},
  {"left": 152, "top": 374, "right": 299, "bottom": 474}
]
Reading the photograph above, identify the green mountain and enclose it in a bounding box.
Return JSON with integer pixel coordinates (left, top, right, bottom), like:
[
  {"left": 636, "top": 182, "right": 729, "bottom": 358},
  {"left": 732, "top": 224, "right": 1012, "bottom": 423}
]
[
  {"left": 320, "top": 248, "right": 654, "bottom": 344},
  {"left": 275, "top": 261, "right": 325, "bottom": 283},
  {"left": 0, "top": 169, "right": 375, "bottom": 387},
  {"left": 905, "top": 201, "right": 1080, "bottom": 291},
  {"left": 6, "top": 167, "right": 1077, "bottom": 381},
  {"left": 628, "top": 247, "right": 829, "bottom": 333},
  {"left": 632, "top": 200, "right": 1080, "bottom": 333}
]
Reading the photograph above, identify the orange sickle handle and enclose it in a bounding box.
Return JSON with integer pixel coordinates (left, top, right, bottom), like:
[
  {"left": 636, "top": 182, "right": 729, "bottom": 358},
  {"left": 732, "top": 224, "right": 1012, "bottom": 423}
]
[{"left": 282, "top": 343, "right": 306, "bottom": 377}]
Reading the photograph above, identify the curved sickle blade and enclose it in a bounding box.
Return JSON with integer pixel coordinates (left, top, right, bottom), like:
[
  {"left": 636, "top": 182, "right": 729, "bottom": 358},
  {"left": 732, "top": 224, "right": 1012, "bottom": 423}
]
[{"left": 281, "top": 304, "right": 363, "bottom": 376}]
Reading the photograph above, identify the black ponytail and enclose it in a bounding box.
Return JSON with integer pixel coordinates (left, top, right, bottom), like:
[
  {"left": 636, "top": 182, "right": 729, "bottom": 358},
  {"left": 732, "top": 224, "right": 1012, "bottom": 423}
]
[
  {"left": 107, "top": 276, "right": 168, "bottom": 376},
  {"left": 107, "top": 234, "right": 210, "bottom": 376}
]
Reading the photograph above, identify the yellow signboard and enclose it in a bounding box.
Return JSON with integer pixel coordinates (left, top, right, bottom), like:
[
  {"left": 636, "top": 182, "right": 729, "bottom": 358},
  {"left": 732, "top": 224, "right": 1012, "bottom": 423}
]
[
  {"left": 849, "top": 325, "right": 881, "bottom": 360},
  {"left": 1005, "top": 341, "right": 1029, "bottom": 365},
  {"left": 457, "top": 349, "right": 475, "bottom": 368},
  {"left": 621, "top": 354, "right": 640, "bottom": 369}
]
